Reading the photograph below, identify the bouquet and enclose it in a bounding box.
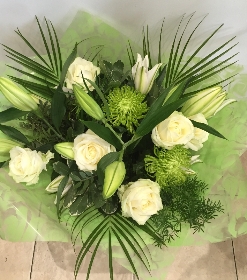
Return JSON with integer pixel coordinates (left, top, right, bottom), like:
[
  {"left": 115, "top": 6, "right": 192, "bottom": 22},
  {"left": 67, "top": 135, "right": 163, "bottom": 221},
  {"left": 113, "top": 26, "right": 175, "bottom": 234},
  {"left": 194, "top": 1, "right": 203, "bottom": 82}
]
[{"left": 0, "top": 12, "right": 246, "bottom": 279}]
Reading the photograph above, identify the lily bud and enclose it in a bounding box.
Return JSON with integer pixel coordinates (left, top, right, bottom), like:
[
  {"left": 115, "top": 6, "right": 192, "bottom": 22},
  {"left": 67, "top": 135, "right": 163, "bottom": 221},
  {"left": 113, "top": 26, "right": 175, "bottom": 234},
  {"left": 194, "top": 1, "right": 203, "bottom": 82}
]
[
  {"left": 181, "top": 86, "right": 236, "bottom": 119},
  {"left": 132, "top": 53, "right": 162, "bottom": 95},
  {"left": 0, "top": 77, "right": 39, "bottom": 112},
  {"left": 54, "top": 142, "right": 74, "bottom": 159},
  {"left": 73, "top": 84, "right": 104, "bottom": 120},
  {"left": 103, "top": 161, "right": 126, "bottom": 199},
  {"left": 0, "top": 139, "right": 23, "bottom": 161},
  {"left": 45, "top": 175, "right": 73, "bottom": 204}
]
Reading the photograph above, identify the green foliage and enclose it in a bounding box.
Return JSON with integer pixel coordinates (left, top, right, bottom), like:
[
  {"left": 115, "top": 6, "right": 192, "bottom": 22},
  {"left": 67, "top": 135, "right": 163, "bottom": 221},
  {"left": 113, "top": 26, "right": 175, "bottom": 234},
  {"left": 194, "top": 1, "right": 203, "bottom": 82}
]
[
  {"left": 0, "top": 108, "right": 27, "bottom": 123},
  {"left": 0, "top": 124, "right": 30, "bottom": 145},
  {"left": 5, "top": 17, "right": 62, "bottom": 99},
  {"left": 71, "top": 209, "right": 155, "bottom": 280},
  {"left": 151, "top": 176, "right": 224, "bottom": 243},
  {"left": 97, "top": 59, "right": 132, "bottom": 94}
]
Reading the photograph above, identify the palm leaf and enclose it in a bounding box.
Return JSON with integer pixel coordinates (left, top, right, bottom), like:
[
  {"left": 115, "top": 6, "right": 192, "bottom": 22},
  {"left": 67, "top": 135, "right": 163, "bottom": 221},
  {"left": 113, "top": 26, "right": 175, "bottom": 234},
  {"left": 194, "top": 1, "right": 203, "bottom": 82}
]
[
  {"left": 174, "top": 24, "right": 224, "bottom": 79},
  {"left": 165, "top": 14, "right": 185, "bottom": 87},
  {"left": 49, "top": 20, "right": 63, "bottom": 72},
  {"left": 169, "top": 13, "right": 195, "bottom": 82},
  {"left": 3, "top": 46, "right": 59, "bottom": 81},
  {"left": 158, "top": 18, "right": 165, "bottom": 65},
  {"left": 112, "top": 228, "right": 140, "bottom": 279},
  {"left": 112, "top": 220, "right": 151, "bottom": 272},
  {"left": 86, "top": 230, "right": 108, "bottom": 280},
  {"left": 35, "top": 16, "right": 55, "bottom": 72},
  {"left": 8, "top": 76, "right": 53, "bottom": 100},
  {"left": 5, "top": 17, "right": 63, "bottom": 95},
  {"left": 108, "top": 230, "right": 114, "bottom": 280},
  {"left": 171, "top": 14, "right": 208, "bottom": 80},
  {"left": 14, "top": 27, "right": 51, "bottom": 68},
  {"left": 161, "top": 14, "right": 237, "bottom": 91}
]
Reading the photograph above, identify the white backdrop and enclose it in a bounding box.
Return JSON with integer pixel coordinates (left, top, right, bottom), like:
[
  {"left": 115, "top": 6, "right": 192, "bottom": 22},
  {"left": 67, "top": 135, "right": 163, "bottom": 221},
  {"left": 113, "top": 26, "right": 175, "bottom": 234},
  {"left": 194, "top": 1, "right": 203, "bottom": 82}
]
[{"left": 0, "top": 0, "right": 246, "bottom": 66}]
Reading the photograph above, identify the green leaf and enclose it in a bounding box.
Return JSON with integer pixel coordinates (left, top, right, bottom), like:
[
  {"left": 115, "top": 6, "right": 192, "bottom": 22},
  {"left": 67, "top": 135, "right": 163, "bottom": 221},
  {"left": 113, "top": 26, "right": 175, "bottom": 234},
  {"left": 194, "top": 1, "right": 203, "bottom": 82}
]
[
  {"left": 93, "top": 192, "right": 106, "bottom": 208},
  {"left": 113, "top": 60, "right": 124, "bottom": 72},
  {"left": 174, "top": 39, "right": 238, "bottom": 85},
  {"left": 5, "top": 53, "right": 59, "bottom": 84},
  {"left": 0, "top": 124, "right": 29, "bottom": 145},
  {"left": 108, "top": 230, "right": 114, "bottom": 280},
  {"left": 135, "top": 95, "right": 192, "bottom": 137},
  {"left": 8, "top": 77, "right": 53, "bottom": 100},
  {"left": 3, "top": 44, "right": 58, "bottom": 78},
  {"left": 51, "top": 89, "right": 66, "bottom": 130},
  {"left": 97, "top": 152, "right": 120, "bottom": 184},
  {"left": 35, "top": 16, "right": 55, "bottom": 72},
  {"left": 14, "top": 27, "right": 51, "bottom": 69},
  {"left": 53, "top": 161, "right": 69, "bottom": 176},
  {"left": 112, "top": 228, "right": 140, "bottom": 279},
  {"left": 6, "top": 65, "right": 56, "bottom": 87},
  {"left": 56, "top": 175, "right": 69, "bottom": 217},
  {"left": 155, "top": 64, "right": 167, "bottom": 88},
  {"left": 63, "top": 187, "right": 77, "bottom": 208},
  {"left": 70, "top": 172, "right": 82, "bottom": 181},
  {"left": 60, "top": 43, "right": 77, "bottom": 87},
  {"left": 100, "top": 195, "right": 119, "bottom": 215},
  {"left": 176, "top": 23, "right": 224, "bottom": 78},
  {"left": 44, "top": 17, "right": 59, "bottom": 75},
  {"left": 75, "top": 217, "right": 110, "bottom": 277},
  {"left": 112, "top": 221, "right": 151, "bottom": 273},
  {"left": 191, "top": 120, "right": 226, "bottom": 139},
  {"left": 86, "top": 230, "right": 107, "bottom": 280},
  {"left": 0, "top": 108, "right": 27, "bottom": 123},
  {"left": 82, "top": 121, "right": 122, "bottom": 150},
  {"left": 69, "top": 194, "right": 89, "bottom": 216},
  {"left": 163, "top": 78, "right": 193, "bottom": 106},
  {"left": 165, "top": 15, "right": 185, "bottom": 87}
]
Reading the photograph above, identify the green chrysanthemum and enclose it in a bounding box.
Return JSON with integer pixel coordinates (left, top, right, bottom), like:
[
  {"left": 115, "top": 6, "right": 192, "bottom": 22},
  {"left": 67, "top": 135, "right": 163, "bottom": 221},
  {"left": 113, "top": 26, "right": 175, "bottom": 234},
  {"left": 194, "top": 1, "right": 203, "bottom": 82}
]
[
  {"left": 144, "top": 145, "right": 192, "bottom": 188},
  {"left": 106, "top": 86, "right": 148, "bottom": 133}
]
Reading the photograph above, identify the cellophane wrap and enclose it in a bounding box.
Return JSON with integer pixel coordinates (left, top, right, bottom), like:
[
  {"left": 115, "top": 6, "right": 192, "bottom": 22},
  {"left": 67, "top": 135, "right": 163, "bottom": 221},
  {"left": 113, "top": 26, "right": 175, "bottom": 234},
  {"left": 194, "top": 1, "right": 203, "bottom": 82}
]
[{"left": 0, "top": 11, "right": 247, "bottom": 279}]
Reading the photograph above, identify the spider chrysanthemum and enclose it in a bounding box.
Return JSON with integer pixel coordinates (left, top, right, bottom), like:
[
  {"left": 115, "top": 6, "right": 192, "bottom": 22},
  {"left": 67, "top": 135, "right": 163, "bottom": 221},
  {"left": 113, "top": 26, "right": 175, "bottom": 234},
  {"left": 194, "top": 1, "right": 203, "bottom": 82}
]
[
  {"left": 106, "top": 86, "right": 148, "bottom": 133},
  {"left": 144, "top": 145, "right": 192, "bottom": 188}
]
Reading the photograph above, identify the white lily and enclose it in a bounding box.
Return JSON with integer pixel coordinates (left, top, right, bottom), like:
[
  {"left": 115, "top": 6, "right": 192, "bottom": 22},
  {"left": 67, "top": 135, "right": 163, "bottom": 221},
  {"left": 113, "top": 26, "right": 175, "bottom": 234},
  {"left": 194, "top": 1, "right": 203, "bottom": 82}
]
[
  {"left": 132, "top": 53, "right": 162, "bottom": 95},
  {"left": 181, "top": 86, "right": 236, "bottom": 119}
]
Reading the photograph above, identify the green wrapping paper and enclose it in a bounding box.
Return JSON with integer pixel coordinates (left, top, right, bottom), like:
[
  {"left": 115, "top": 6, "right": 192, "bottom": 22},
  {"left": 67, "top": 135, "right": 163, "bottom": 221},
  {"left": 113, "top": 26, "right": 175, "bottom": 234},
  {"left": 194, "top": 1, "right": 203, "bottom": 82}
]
[{"left": 0, "top": 11, "right": 247, "bottom": 279}]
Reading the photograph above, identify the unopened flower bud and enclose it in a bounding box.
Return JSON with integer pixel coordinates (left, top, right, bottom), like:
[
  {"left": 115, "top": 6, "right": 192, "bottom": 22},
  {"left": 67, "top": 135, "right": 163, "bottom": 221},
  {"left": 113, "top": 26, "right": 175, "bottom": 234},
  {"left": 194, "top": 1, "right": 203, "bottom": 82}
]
[
  {"left": 0, "top": 77, "right": 39, "bottom": 112},
  {"left": 103, "top": 161, "right": 126, "bottom": 199},
  {"left": 54, "top": 142, "right": 74, "bottom": 159},
  {"left": 73, "top": 84, "right": 104, "bottom": 120},
  {"left": 181, "top": 86, "right": 236, "bottom": 118}
]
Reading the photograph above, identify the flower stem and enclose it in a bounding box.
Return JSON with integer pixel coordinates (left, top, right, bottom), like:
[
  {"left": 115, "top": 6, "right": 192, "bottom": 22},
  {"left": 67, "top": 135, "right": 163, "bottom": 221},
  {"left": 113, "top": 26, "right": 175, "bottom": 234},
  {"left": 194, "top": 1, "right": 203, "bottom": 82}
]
[
  {"left": 36, "top": 112, "right": 65, "bottom": 141},
  {"left": 102, "top": 119, "right": 124, "bottom": 145}
]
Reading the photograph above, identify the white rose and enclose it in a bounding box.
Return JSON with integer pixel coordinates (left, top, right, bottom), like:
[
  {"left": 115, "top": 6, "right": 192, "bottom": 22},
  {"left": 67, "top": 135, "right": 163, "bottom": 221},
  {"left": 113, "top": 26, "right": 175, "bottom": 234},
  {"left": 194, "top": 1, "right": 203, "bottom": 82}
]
[
  {"left": 118, "top": 179, "right": 163, "bottom": 225},
  {"left": 151, "top": 111, "right": 194, "bottom": 149},
  {"left": 185, "top": 113, "right": 209, "bottom": 151},
  {"left": 8, "top": 147, "right": 54, "bottom": 185},
  {"left": 73, "top": 130, "right": 116, "bottom": 171},
  {"left": 65, "top": 57, "right": 100, "bottom": 91}
]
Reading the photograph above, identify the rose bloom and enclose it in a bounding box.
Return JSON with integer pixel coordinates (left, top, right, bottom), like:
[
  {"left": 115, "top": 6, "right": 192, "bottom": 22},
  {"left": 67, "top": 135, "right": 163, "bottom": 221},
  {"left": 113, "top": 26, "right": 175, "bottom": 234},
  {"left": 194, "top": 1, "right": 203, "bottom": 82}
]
[
  {"left": 65, "top": 57, "right": 100, "bottom": 90},
  {"left": 8, "top": 147, "right": 54, "bottom": 185},
  {"left": 185, "top": 113, "right": 209, "bottom": 151},
  {"left": 73, "top": 130, "right": 116, "bottom": 171},
  {"left": 151, "top": 111, "right": 194, "bottom": 149},
  {"left": 118, "top": 179, "right": 163, "bottom": 225}
]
